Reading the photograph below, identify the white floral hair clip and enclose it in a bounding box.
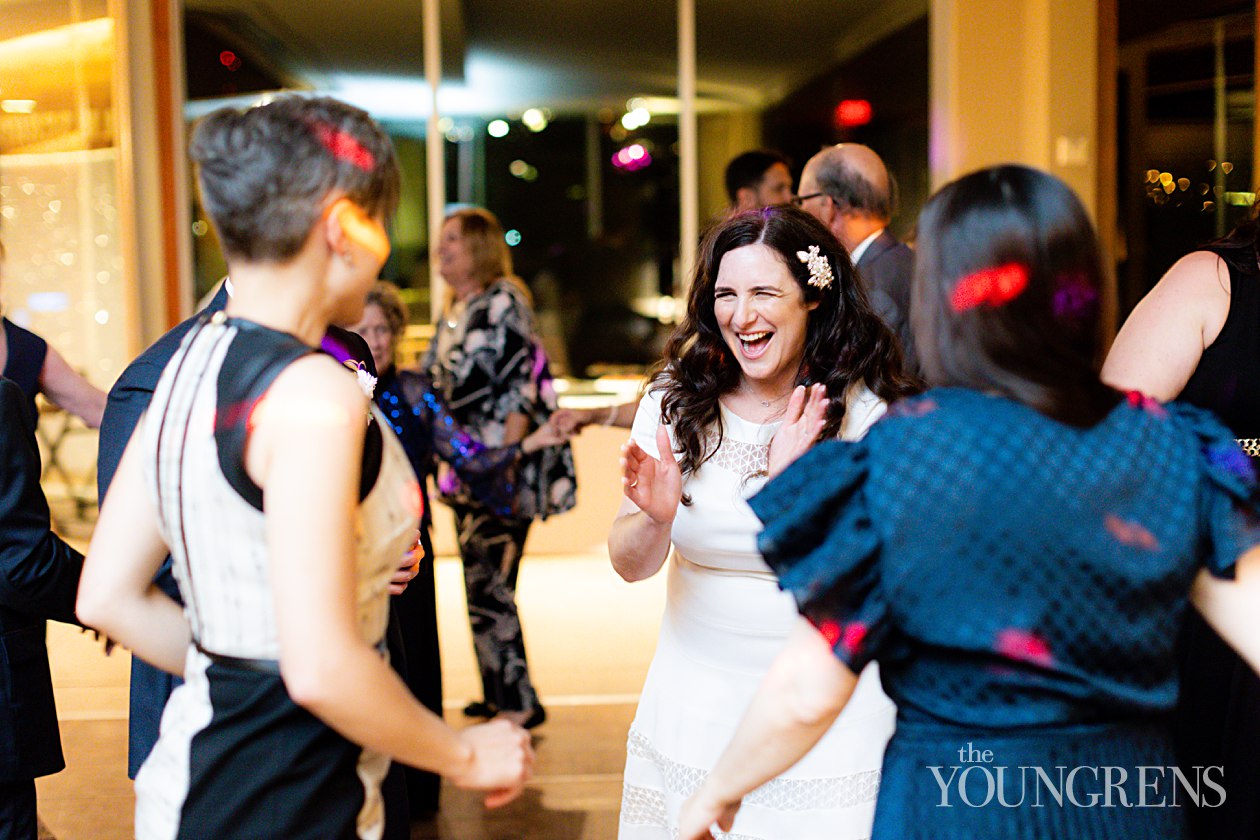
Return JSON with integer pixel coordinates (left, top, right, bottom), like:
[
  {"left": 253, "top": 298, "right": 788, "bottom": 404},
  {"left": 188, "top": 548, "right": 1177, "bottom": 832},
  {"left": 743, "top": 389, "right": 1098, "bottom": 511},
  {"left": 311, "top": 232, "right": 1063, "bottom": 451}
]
[{"left": 796, "top": 245, "right": 834, "bottom": 290}]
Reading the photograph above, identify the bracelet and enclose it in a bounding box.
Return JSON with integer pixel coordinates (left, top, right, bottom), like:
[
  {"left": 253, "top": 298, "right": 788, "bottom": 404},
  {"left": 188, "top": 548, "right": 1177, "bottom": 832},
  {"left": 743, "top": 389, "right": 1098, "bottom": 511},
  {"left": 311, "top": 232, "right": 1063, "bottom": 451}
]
[{"left": 602, "top": 405, "right": 617, "bottom": 427}]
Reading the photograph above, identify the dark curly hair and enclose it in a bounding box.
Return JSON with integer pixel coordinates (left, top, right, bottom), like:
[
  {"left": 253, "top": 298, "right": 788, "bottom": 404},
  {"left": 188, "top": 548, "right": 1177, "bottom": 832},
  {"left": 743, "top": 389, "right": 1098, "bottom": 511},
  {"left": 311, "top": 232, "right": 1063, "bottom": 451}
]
[{"left": 651, "top": 205, "right": 916, "bottom": 497}]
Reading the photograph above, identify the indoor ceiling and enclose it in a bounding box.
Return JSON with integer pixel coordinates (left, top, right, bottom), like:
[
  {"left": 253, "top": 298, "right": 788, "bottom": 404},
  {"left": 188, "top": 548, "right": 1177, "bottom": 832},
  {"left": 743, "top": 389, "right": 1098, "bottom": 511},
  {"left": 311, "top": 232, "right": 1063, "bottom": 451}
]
[{"left": 184, "top": 0, "right": 928, "bottom": 120}]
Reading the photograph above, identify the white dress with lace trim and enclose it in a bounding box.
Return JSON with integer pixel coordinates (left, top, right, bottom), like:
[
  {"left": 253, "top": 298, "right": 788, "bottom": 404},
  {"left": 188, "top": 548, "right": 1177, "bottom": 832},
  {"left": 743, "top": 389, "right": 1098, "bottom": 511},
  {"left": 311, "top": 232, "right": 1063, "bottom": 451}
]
[{"left": 618, "top": 385, "right": 895, "bottom": 840}]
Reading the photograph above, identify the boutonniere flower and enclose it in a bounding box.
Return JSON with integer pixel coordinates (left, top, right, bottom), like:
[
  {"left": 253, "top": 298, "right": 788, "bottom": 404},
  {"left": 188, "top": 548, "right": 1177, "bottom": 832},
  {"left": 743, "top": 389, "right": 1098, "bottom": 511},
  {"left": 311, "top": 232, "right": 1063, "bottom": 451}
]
[{"left": 343, "top": 360, "right": 377, "bottom": 421}]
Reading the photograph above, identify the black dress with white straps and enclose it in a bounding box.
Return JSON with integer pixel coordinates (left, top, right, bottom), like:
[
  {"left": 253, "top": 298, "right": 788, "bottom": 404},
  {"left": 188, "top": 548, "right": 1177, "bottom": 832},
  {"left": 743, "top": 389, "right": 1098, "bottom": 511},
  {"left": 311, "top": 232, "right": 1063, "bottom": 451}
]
[{"left": 135, "top": 314, "right": 416, "bottom": 840}]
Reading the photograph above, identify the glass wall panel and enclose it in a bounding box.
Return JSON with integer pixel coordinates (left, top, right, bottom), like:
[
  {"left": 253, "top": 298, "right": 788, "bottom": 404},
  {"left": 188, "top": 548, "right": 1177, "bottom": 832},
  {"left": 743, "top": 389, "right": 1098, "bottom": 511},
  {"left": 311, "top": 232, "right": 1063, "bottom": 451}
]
[
  {"left": 1, "top": 0, "right": 125, "bottom": 505},
  {"left": 1118, "top": 8, "right": 1255, "bottom": 314}
]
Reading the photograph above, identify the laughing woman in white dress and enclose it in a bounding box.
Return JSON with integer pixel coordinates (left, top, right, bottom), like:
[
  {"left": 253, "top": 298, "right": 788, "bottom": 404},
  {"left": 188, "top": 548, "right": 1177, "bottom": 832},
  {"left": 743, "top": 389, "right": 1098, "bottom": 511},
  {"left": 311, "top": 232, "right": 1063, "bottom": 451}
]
[{"left": 609, "top": 206, "right": 917, "bottom": 840}]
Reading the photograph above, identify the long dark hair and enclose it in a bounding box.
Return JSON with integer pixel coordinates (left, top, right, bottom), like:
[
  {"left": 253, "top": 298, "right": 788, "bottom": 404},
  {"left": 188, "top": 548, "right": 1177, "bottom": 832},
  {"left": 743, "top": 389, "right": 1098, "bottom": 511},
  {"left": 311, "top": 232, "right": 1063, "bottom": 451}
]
[
  {"left": 912, "top": 165, "right": 1119, "bottom": 426},
  {"left": 653, "top": 205, "right": 916, "bottom": 489},
  {"left": 1204, "top": 201, "right": 1260, "bottom": 277}
]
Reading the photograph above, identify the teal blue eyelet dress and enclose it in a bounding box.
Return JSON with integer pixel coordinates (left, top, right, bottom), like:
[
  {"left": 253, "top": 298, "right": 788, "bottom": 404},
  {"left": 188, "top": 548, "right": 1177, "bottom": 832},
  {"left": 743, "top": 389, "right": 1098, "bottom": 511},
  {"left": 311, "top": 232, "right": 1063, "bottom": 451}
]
[{"left": 750, "top": 388, "right": 1260, "bottom": 840}]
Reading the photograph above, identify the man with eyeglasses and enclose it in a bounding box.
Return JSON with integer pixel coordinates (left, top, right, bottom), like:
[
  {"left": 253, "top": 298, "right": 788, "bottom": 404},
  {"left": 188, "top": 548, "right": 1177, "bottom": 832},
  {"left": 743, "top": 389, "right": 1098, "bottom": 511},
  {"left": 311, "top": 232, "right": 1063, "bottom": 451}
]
[{"left": 796, "top": 143, "right": 917, "bottom": 371}]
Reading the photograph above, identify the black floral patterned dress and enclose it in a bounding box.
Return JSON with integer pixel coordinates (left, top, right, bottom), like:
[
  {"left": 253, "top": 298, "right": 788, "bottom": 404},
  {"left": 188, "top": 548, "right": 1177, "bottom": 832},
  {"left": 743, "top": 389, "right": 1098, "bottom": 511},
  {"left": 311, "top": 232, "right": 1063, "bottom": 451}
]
[{"left": 423, "top": 279, "right": 570, "bottom": 719}]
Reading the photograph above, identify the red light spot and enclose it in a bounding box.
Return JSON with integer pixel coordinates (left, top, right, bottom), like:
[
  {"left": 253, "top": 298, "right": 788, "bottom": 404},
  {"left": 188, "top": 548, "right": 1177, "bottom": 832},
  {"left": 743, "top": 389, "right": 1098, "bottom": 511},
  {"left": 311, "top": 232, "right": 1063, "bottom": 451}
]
[
  {"left": 950, "top": 263, "right": 1029, "bottom": 312},
  {"left": 841, "top": 622, "right": 868, "bottom": 653},
  {"left": 995, "top": 628, "right": 1054, "bottom": 667},
  {"left": 834, "top": 99, "right": 873, "bottom": 128},
  {"left": 890, "top": 397, "right": 939, "bottom": 418},
  {"left": 816, "top": 620, "right": 842, "bottom": 647},
  {"left": 215, "top": 398, "right": 252, "bottom": 432},
  {"left": 1124, "top": 391, "right": 1168, "bottom": 418},
  {"left": 403, "top": 480, "right": 425, "bottom": 520},
  {"left": 219, "top": 50, "right": 237, "bottom": 67},
  {"left": 310, "top": 122, "right": 376, "bottom": 172},
  {"left": 1104, "top": 513, "right": 1160, "bottom": 551}
]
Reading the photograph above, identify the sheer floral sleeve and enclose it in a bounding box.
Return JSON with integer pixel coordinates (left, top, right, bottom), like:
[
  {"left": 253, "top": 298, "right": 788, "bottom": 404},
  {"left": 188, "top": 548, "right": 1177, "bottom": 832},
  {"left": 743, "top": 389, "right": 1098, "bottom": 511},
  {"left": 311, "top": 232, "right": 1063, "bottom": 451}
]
[{"left": 394, "top": 369, "right": 522, "bottom": 518}]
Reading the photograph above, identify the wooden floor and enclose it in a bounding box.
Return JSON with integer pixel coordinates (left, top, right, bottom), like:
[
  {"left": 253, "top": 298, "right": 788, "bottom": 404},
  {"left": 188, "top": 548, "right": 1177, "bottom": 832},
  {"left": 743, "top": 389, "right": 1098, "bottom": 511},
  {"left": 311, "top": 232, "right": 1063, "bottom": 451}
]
[
  {"left": 35, "top": 498, "right": 667, "bottom": 840},
  {"left": 37, "top": 706, "right": 637, "bottom": 840}
]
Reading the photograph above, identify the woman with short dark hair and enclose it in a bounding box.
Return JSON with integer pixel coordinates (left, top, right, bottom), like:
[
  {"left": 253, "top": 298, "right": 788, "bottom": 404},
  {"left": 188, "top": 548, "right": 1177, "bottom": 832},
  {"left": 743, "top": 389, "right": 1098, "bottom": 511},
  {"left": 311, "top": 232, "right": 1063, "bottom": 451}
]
[
  {"left": 76, "top": 96, "right": 532, "bottom": 839},
  {"left": 678, "top": 166, "right": 1260, "bottom": 840},
  {"left": 611, "top": 205, "right": 914, "bottom": 839}
]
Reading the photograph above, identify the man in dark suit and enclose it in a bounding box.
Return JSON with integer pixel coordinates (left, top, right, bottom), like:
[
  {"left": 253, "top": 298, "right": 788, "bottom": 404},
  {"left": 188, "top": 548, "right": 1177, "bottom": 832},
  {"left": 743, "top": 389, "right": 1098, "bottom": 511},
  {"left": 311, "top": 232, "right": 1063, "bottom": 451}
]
[
  {"left": 96, "top": 282, "right": 417, "bottom": 837},
  {"left": 797, "top": 143, "right": 918, "bottom": 371},
  {"left": 95, "top": 283, "right": 229, "bottom": 780},
  {"left": 0, "top": 377, "right": 84, "bottom": 838}
]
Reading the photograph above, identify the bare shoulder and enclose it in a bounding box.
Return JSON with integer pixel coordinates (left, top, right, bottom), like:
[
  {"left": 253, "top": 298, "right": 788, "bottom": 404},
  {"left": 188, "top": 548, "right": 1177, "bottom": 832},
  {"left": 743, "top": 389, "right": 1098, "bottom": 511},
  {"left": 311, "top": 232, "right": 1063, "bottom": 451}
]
[
  {"left": 254, "top": 353, "right": 365, "bottom": 431},
  {"left": 1159, "top": 250, "right": 1231, "bottom": 299}
]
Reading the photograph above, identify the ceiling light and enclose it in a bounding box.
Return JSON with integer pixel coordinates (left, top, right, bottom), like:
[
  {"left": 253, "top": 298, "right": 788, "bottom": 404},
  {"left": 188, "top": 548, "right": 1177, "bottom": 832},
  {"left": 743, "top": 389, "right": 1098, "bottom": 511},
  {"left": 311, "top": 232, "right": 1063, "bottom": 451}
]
[
  {"left": 522, "top": 108, "right": 548, "bottom": 132},
  {"left": 1, "top": 100, "right": 36, "bottom": 114}
]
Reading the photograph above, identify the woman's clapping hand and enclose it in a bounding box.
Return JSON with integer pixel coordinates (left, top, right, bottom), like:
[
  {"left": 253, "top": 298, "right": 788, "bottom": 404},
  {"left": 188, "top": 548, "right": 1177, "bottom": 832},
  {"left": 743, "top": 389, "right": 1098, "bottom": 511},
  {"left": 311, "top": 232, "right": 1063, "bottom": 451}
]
[
  {"left": 767, "top": 384, "right": 829, "bottom": 478},
  {"left": 621, "top": 424, "right": 682, "bottom": 525}
]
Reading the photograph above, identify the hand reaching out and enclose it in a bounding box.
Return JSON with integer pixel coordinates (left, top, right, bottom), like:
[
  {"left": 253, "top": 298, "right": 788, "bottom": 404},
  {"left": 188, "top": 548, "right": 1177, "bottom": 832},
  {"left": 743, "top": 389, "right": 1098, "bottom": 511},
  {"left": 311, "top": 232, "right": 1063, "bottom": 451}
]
[
  {"left": 549, "top": 408, "right": 585, "bottom": 436},
  {"left": 451, "top": 718, "right": 536, "bottom": 808},
  {"left": 522, "top": 420, "right": 572, "bottom": 454},
  {"left": 621, "top": 424, "right": 682, "bottom": 525},
  {"left": 767, "top": 384, "right": 829, "bottom": 478}
]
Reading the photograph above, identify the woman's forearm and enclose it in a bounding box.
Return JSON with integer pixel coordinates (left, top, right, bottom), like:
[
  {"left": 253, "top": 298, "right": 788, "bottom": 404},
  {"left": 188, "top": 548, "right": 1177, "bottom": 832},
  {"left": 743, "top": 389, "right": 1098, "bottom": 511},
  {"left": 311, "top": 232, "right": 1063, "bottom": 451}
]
[
  {"left": 283, "top": 636, "right": 474, "bottom": 775},
  {"left": 502, "top": 412, "right": 530, "bottom": 446},
  {"left": 78, "top": 580, "right": 190, "bottom": 675},
  {"left": 608, "top": 509, "right": 672, "bottom": 582},
  {"left": 1192, "top": 547, "right": 1260, "bottom": 676},
  {"left": 694, "top": 620, "right": 856, "bottom": 807}
]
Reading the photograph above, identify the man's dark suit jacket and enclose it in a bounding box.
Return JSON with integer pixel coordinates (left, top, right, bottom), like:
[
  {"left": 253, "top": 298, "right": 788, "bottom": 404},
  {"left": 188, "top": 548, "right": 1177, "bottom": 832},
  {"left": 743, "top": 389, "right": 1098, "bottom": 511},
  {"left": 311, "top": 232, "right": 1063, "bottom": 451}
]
[
  {"left": 96, "top": 285, "right": 381, "bottom": 778},
  {"left": 856, "top": 230, "right": 918, "bottom": 373},
  {"left": 0, "top": 377, "right": 84, "bottom": 781}
]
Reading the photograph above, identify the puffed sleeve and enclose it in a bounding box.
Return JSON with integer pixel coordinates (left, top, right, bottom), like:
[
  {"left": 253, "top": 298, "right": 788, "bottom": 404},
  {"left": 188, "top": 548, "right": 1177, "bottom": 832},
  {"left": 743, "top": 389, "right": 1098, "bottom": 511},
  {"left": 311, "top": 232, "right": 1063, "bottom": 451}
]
[
  {"left": 1170, "top": 403, "right": 1260, "bottom": 578},
  {"left": 749, "top": 438, "right": 889, "bottom": 671}
]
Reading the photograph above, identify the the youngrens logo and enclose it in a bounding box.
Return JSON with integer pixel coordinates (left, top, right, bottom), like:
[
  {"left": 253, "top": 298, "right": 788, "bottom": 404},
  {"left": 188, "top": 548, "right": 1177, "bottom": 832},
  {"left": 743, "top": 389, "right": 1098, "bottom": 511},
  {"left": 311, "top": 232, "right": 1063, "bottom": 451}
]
[{"left": 928, "top": 743, "right": 1225, "bottom": 809}]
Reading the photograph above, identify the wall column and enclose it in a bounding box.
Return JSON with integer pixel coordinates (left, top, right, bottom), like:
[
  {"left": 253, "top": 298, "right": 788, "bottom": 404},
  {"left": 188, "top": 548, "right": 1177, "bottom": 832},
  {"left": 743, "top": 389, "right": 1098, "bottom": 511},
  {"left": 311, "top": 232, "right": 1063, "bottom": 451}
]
[
  {"left": 929, "top": 0, "right": 1101, "bottom": 220},
  {"left": 114, "top": 0, "right": 190, "bottom": 346}
]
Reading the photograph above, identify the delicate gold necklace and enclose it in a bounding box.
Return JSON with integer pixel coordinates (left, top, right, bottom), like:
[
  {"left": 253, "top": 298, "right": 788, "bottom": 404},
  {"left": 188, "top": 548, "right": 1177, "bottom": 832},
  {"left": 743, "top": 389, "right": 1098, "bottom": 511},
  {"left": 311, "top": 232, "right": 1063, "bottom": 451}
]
[{"left": 742, "top": 385, "right": 793, "bottom": 408}]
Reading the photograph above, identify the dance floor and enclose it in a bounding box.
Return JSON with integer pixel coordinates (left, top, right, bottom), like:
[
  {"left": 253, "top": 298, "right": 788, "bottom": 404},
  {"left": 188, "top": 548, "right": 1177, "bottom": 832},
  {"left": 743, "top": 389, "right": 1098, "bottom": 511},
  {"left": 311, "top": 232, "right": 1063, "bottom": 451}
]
[{"left": 37, "top": 425, "right": 667, "bottom": 839}]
